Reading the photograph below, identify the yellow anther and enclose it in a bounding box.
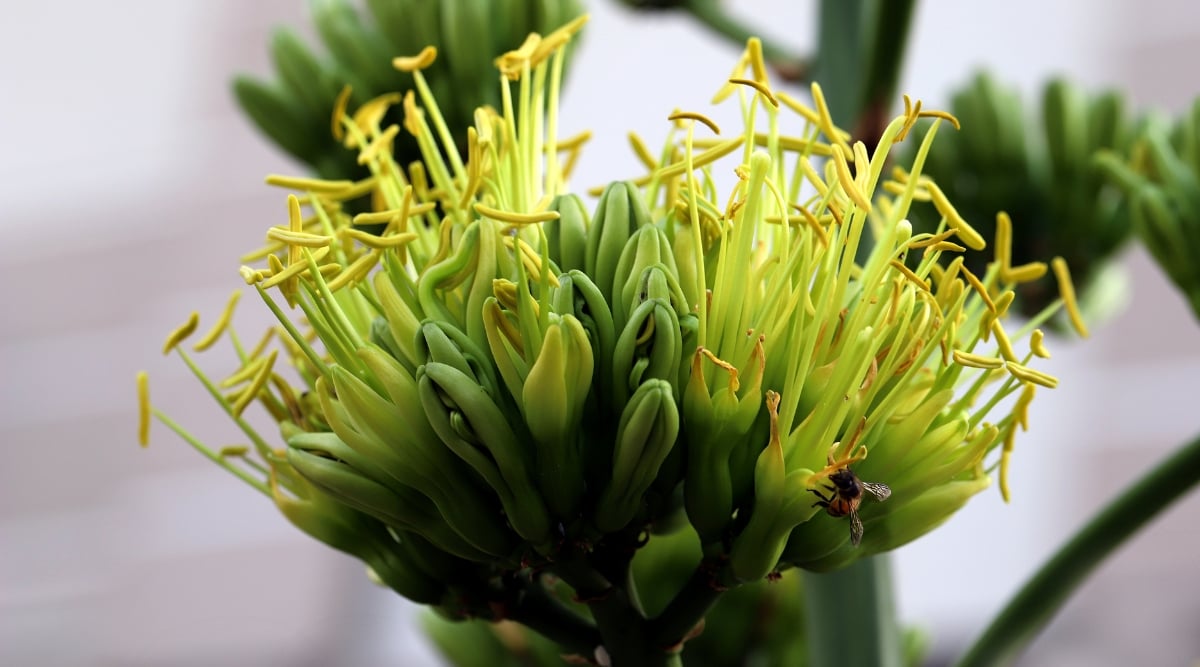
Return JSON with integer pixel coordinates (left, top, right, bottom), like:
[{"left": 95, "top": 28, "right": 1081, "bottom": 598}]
[
  {"left": 995, "top": 211, "right": 1013, "bottom": 271},
  {"left": 992, "top": 321, "right": 1018, "bottom": 362},
  {"left": 265, "top": 175, "right": 354, "bottom": 194},
  {"left": 231, "top": 350, "right": 278, "bottom": 417},
  {"left": 746, "top": 37, "right": 769, "bottom": 84},
  {"left": 1030, "top": 329, "right": 1050, "bottom": 358},
  {"left": 711, "top": 49, "right": 751, "bottom": 103},
  {"left": 474, "top": 203, "right": 560, "bottom": 224},
  {"left": 628, "top": 132, "right": 658, "bottom": 171},
  {"left": 727, "top": 78, "right": 779, "bottom": 108},
  {"left": 907, "top": 229, "right": 958, "bottom": 249},
  {"left": 219, "top": 445, "right": 250, "bottom": 458},
  {"left": 193, "top": 291, "right": 242, "bottom": 352},
  {"left": 266, "top": 227, "right": 334, "bottom": 248},
  {"left": 136, "top": 371, "right": 150, "bottom": 447},
  {"left": 889, "top": 259, "right": 931, "bottom": 292},
  {"left": 831, "top": 144, "right": 871, "bottom": 212},
  {"left": 1015, "top": 382, "right": 1037, "bottom": 430},
  {"left": 927, "top": 241, "right": 966, "bottom": 254},
  {"left": 952, "top": 350, "right": 1005, "bottom": 369},
  {"left": 999, "top": 426, "right": 1016, "bottom": 503},
  {"left": 1005, "top": 361, "right": 1059, "bottom": 389},
  {"left": 1002, "top": 262, "right": 1049, "bottom": 284},
  {"left": 925, "top": 180, "right": 986, "bottom": 250},
  {"left": 959, "top": 264, "right": 996, "bottom": 313},
  {"left": 247, "top": 327, "right": 276, "bottom": 360},
  {"left": 326, "top": 250, "right": 381, "bottom": 292},
  {"left": 261, "top": 247, "right": 332, "bottom": 289},
  {"left": 331, "top": 85, "right": 352, "bottom": 141},
  {"left": 239, "top": 266, "right": 264, "bottom": 285},
  {"left": 340, "top": 228, "right": 418, "bottom": 249},
  {"left": 357, "top": 124, "right": 400, "bottom": 165},
  {"left": 811, "top": 83, "right": 851, "bottom": 153},
  {"left": 392, "top": 46, "right": 438, "bottom": 72},
  {"left": 1052, "top": 257, "right": 1089, "bottom": 338},
  {"left": 669, "top": 110, "right": 721, "bottom": 134},
  {"left": 163, "top": 312, "right": 200, "bottom": 355}
]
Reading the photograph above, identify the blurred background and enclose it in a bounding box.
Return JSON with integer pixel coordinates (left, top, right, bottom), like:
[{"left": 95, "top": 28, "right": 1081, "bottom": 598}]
[{"left": 2, "top": 1, "right": 1199, "bottom": 664}]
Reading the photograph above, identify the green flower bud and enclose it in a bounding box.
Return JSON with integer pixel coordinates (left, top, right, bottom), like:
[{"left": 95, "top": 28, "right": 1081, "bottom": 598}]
[{"left": 595, "top": 379, "right": 680, "bottom": 532}]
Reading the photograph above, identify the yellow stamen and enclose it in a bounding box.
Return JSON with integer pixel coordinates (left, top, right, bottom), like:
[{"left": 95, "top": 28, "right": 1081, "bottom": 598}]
[
  {"left": 1002, "top": 262, "right": 1049, "bottom": 284},
  {"left": 136, "top": 371, "right": 150, "bottom": 446},
  {"left": 358, "top": 124, "right": 401, "bottom": 165},
  {"left": 907, "top": 229, "right": 958, "bottom": 249},
  {"left": 727, "top": 78, "right": 779, "bottom": 108},
  {"left": 193, "top": 291, "right": 242, "bottom": 352},
  {"left": 831, "top": 144, "right": 871, "bottom": 212},
  {"left": 556, "top": 129, "right": 593, "bottom": 152},
  {"left": 995, "top": 211, "right": 1013, "bottom": 271},
  {"left": 341, "top": 228, "right": 419, "bottom": 249},
  {"left": 352, "top": 202, "right": 435, "bottom": 225},
  {"left": 326, "top": 250, "right": 381, "bottom": 292},
  {"left": 927, "top": 241, "right": 966, "bottom": 254},
  {"left": 265, "top": 175, "right": 354, "bottom": 194},
  {"left": 474, "top": 203, "right": 560, "bottom": 224},
  {"left": 239, "top": 266, "right": 264, "bottom": 285},
  {"left": 163, "top": 312, "right": 200, "bottom": 355},
  {"left": 959, "top": 264, "right": 996, "bottom": 313},
  {"left": 331, "top": 85, "right": 352, "bottom": 141},
  {"left": 628, "top": 132, "right": 658, "bottom": 171},
  {"left": 992, "top": 321, "right": 1018, "bottom": 362},
  {"left": 668, "top": 110, "right": 721, "bottom": 134},
  {"left": 889, "top": 259, "right": 931, "bottom": 292},
  {"left": 261, "top": 247, "right": 332, "bottom": 289},
  {"left": 746, "top": 37, "right": 769, "bottom": 84},
  {"left": 926, "top": 181, "right": 986, "bottom": 250},
  {"left": 999, "top": 426, "right": 1016, "bottom": 503},
  {"left": 1005, "top": 361, "right": 1059, "bottom": 389},
  {"left": 392, "top": 46, "right": 437, "bottom": 72},
  {"left": 266, "top": 227, "right": 334, "bottom": 248},
  {"left": 1030, "top": 330, "right": 1050, "bottom": 358},
  {"left": 1052, "top": 257, "right": 1089, "bottom": 338},
  {"left": 231, "top": 350, "right": 278, "bottom": 417},
  {"left": 953, "top": 350, "right": 1005, "bottom": 369},
  {"left": 1015, "top": 382, "right": 1037, "bottom": 430},
  {"left": 247, "top": 327, "right": 276, "bottom": 360}
]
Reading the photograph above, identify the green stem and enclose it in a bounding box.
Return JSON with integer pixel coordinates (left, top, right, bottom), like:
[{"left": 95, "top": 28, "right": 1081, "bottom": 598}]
[
  {"left": 647, "top": 559, "right": 733, "bottom": 648},
  {"left": 681, "top": 0, "right": 808, "bottom": 81},
  {"left": 802, "top": 556, "right": 903, "bottom": 667},
  {"left": 955, "top": 431, "right": 1200, "bottom": 667},
  {"left": 507, "top": 577, "right": 603, "bottom": 657},
  {"left": 552, "top": 552, "right": 677, "bottom": 667}
]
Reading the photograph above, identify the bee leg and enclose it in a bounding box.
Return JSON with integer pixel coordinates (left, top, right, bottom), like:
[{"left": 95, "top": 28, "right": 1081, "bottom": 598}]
[{"left": 809, "top": 488, "right": 832, "bottom": 508}]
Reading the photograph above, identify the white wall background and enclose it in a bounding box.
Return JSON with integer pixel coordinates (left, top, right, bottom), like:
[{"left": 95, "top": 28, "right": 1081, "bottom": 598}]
[{"left": 2, "top": 1, "right": 1198, "bottom": 665}]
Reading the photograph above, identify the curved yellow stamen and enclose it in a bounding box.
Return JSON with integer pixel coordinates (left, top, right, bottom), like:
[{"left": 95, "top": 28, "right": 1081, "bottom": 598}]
[
  {"left": 727, "top": 78, "right": 779, "bottom": 108},
  {"left": 1030, "top": 330, "right": 1050, "bottom": 358},
  {"left": 1052, "top": 257, "right": 1089, "bottom": 338},
  {"left": 193, "top": 291, "right": 242, "bottom": 352},
  {"left": 926, "top": 180, "right": 986, "bottom": 250},
  {"left": 1005, "top": 361, "right": 1059, "bottom": 389},
  {"left": 669, "top": 110, "right": 721, "bottom": 135},
  {"left": 392, "top": 46, "right": 437, "bottom": 72},
  {"left": 136, "top": 371, "right": 150, "bottom": 446},
  {"left": 163, "top": 312, "right": 200, "bottom": 355},
  {"left": 265, "top": 175, "right": 354, "bottom": 194}
]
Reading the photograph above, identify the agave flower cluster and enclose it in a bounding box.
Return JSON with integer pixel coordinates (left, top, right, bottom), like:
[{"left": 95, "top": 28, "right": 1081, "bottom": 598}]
[{"left": 140, "top": 18, "right": 1084, "bottom": 638}]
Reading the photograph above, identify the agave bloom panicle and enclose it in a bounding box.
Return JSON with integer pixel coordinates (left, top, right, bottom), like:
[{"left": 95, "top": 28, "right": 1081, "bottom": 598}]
[{"left": 138, "top": 19, "right": 1085, "bottom": 636}]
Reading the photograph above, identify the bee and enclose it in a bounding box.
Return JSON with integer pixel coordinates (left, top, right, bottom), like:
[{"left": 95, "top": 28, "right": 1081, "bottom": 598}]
[{"left": 810, "top": 465, "right": 891, "bottom": 547}]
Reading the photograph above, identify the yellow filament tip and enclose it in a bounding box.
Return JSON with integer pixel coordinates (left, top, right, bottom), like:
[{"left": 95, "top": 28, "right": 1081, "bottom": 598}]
[
  {"left": 163, "top": 312, "right": 200, "bottom": 355},
  {"left": 136, "top": 371, "right": 150, "bottom": 447},
  {"left": 193, "top": 291, "right": 242, "bottom": 352},
  {"left": 1051, "top": 257, "right": 1089, "bottom": 339},
  {"left": 392, "top": 46, "right": 438, "bottom": 72}
]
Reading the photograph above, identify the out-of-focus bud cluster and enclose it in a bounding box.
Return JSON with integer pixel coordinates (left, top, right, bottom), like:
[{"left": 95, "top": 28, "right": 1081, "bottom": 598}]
[
  {"left": 234, "top": 0, "right": 582, "bottom": 181},
  {"left": 902, "top": 73, "right": 1136, "bottom": 324},
  {"left": 1099, "top": 98, "right": 1200, "bottom": 320}
]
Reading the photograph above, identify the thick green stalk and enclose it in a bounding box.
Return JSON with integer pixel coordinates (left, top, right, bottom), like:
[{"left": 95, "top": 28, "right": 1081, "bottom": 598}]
[
  {"left": 955, "top": 431, "right": 1200, "bottom": 667},
  {"left": 802, "top": 556, "right": 904, "bottom": 667}
]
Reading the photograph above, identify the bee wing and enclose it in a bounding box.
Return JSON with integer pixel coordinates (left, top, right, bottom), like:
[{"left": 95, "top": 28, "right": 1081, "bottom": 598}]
[
  {"left": 849, "top": 509, "right": 864, "bottom": 546},
  {"left": 862, "top": 481, "right": 891, "bottom": 501}
]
